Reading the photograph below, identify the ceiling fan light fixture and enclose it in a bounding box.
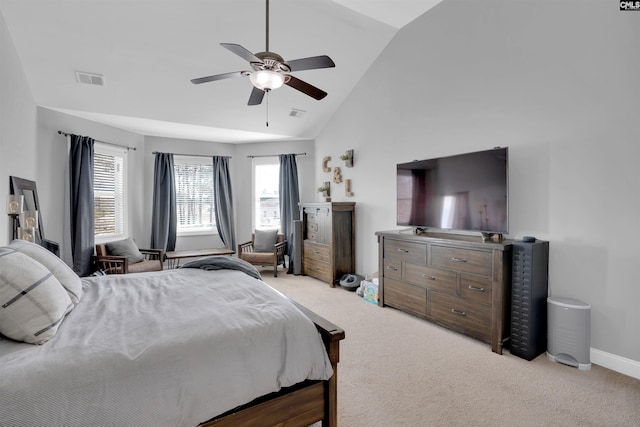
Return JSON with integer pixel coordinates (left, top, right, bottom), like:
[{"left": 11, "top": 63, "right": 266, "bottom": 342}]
[{"left": 250, "top": 70, "right": 284, "bottom": 91}]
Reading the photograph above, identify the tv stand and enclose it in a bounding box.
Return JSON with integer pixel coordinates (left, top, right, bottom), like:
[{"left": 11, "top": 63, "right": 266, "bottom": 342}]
[{"left": 376, "top": 230, "right": 512, "bottom": 354}]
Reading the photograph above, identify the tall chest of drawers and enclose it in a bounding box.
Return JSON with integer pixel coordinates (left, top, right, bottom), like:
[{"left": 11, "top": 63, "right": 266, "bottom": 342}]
[
  {"left": 299, "top": 202, "right": 355, "bottom": 286},
  {"left": 376, "top": 230, "right": 512, "bottom": 354}
]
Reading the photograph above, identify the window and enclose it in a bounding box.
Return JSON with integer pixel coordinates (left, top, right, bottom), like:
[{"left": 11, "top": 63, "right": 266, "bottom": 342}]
[
  {"left": 94, "top": 143, "right": 127, "bottom": 242},
  {"left": 174, "top": 156, "right": 216, "bottom": 235},
  {"left": 252, "top": 157, "right": 280, "bottom": 230}
]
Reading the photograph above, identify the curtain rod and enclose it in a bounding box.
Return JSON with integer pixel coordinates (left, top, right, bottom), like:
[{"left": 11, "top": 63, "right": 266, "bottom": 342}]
[
  {"left": 152, "top": 151, "right": 231, "bottom": 159},
  {"left": 247, "top": 152, "right": 307, "bottom": 158},
  {"left": 57, "top": 130, "right": 137, "bottom": 151}
]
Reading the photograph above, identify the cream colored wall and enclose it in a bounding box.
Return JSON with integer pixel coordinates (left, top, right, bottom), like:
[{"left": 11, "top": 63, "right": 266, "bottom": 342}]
[{"left": 315, "top": 0, "right": 640, "bottom": 372}]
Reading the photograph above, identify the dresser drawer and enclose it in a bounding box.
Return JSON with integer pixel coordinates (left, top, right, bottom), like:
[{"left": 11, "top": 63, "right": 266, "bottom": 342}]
[
  {"left": 431, "top": 246, "right": 492, "bottom": 277},
  {"left": 460, "top": 275, "right": 493, "bottom": 306},
  {"left": 383, "top": 278, "right": 427, "bottom": 317},
  {"left": 383, "top": 259, "right": 402, "bottom": 280},
  {"left": 303, "top": 257, "right": 332, "bottom": 283},
  {"left": 306, "top": 211, "right": 318, "bottom": 223},
  {"left": 304, "top": 241, "right": 330, "bottom": 263},
  {"left": 430, "top": 293, "right": 491, "bottom": 342},
  {"left": 384, "top": 239, "right": 427, "bottom": 264},
  {"left": 404, "top": 263, "right": 456, "bottom": 295}
]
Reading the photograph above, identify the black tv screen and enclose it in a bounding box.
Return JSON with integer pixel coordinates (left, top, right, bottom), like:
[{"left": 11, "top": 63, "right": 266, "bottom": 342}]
[{"left": 397, "top": 147, "right": 508, "bottom": 234}]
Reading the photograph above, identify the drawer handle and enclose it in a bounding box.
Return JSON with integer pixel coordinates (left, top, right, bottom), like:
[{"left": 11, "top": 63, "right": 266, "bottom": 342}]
[
  {"left": 386, "top": 265, "right": 398, "bottom": 271},
  {"left": 421, "top": 274, "right": 436, "bottom": 280},
  {"left": 451, "top": 257, "right": 467, "bottom": 263},
  {"left": 313, "top": 250, "right": 320, "bottom": 254},
  {"left": 451, "top": 308, "right": 467, "bottom": 316},
  {"left": 397, "top": 248, "right": 409, "bottom": 253},
  {"left": 467, "top": 285, "right": 485, "bottom": 292}
]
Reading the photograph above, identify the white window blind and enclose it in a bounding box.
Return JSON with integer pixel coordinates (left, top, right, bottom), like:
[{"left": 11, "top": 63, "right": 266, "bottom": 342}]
[
  {"left": 174, "top": 156, "right": 216, "bottom": 235},
  {"left": 94, "top": 143, "right": 127, "bottom": 241}
]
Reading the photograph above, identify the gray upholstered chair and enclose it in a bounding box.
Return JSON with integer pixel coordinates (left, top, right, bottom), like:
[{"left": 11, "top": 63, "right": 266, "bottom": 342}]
[
  {"left": 237, "top": 230, "right": 287, "bottom": 277},
  {"left": 93, "top": 238, "right": 163, "bottom": 274}
]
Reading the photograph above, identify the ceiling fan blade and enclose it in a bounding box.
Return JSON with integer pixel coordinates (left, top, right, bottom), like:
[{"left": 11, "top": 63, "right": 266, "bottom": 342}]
[
  {"left": 221, "top": 43, "right": 262, "bottom": 63},
  {"left": 284, "top": 55, "right": 335, "bottom": 72},
  {"left": 248, "top": 87, "right": 265, "bottom": 105},
  {"left": 285, "top": 75, "right": 328, "bottom": 100},
  {"left": 191, "top": 71, "right": 245, "bottom": 85}
]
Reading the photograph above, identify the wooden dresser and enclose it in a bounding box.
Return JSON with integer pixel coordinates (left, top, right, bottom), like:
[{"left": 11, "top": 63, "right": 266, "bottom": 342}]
[
  {"left": 299, "top": 202, "right": 355, "bottom": 286},
  {"left": 376, "top": 230, "right": 512, "bottom": 354}
]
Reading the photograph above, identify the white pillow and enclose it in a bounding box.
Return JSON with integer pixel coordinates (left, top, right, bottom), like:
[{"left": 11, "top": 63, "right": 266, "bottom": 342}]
[
  {"left": 9, "top": 239, "right": 82, "bottom": 304},
  {"left": 0, "top": 248, "right": 74, "bottom": 344}
]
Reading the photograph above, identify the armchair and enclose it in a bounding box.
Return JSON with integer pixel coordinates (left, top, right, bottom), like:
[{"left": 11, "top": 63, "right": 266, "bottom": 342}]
[
  {"left": 237, "top": 231, "right": 287, "bottom": 277},
  {"left": 94, "top": 238, "right": 163, "bottom": 274}
]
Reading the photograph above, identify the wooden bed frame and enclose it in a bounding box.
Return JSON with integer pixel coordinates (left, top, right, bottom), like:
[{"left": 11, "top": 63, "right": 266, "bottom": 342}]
[{"left": 200, "top": 300, "right": 345, "bottom": 427}]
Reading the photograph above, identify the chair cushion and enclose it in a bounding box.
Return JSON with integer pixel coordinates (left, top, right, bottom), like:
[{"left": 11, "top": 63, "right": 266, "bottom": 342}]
[
  {"left": 126, "top": 259, "right": 162, "bottom": 274},
  {"left": 254, "top": 229, "right": 278, "bottom": 252},
  {"left": 105, "top": 238, "right": 145, "bottom": 264},
  {"left": 0, "top": 248, "right": 74, "bottom": 344},
  {"left": 8, "top": 239, "right": 82, "bottom": 305},
  {"left": 241, "top": 252, "right": 275, "bottom": 265}
]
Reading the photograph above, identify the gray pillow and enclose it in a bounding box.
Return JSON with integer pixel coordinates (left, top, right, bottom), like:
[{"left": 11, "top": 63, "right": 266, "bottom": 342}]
[
  {"left": 254, "top": 229, "right": 278, "bottom": 252},
  {"left": 105, "top": 238, "right": 145, "bottom": 264}
]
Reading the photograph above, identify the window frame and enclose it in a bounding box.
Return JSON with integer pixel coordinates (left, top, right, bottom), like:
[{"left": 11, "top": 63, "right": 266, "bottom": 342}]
[
  {"left": 93, "top": 142, "right": 128, "bottom": 244},
  {"left": 174, "top": 155, "right": 217, "bottom": 237},
  {"left": 252, "top": 157, "right": 281, "bottom": 231}
]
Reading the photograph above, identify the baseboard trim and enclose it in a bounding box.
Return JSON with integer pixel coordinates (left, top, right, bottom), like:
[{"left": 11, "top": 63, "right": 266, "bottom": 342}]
[{"left": 591, "top": 348, "right": 640, "bottom": 380}]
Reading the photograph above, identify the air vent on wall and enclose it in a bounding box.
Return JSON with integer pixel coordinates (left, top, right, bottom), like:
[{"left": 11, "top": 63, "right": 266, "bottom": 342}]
[
  {"left": 289, "top": 108, "right": 306, "bottom": 118},
  {"left": 75, "top": 71, "right": 105, "bottom": 86}
]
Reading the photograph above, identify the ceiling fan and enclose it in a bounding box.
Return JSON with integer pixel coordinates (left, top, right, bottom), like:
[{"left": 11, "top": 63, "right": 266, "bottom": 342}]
[{"left": 190, "top": 0, "right": 335, "bottom": 106}]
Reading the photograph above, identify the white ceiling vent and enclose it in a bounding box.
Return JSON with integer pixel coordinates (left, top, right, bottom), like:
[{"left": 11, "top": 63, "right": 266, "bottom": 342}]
[
  {"left": 75, "top": 71, "right": 105, "bottom": 86},
  {"left": 289, "top": 108, "right": 306, "bottom": 119}
]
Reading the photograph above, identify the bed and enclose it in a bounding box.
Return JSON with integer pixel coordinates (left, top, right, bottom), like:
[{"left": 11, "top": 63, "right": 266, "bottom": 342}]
[{"left": 0, "top": 241, "right": 344, "bottom": 427}]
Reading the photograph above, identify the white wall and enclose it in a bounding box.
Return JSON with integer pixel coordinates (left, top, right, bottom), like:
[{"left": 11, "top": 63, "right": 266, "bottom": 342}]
[
  {"left": 143, "top": 136, "right": 234, "bottom": 251},
  {"left": 36, "top": 108, "right": 145, "bottom": 255},
  {"left": 27, "top": 125, "right": 315, "bottom": 256},
  {"left": 315, "top": 0, "right": 640, "bottom": 371},
  {"left": 142, "top": 137, "right": 314, "bottom": 251},
  {"left": 0, "top": 11, "right": 37, "bottom": 244},
  {"left": 233, "top": 140, "right": 316, "bottom": 244}
]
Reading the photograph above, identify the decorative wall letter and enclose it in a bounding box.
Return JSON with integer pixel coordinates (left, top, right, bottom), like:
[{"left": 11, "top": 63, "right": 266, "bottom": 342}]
[
  {"left": 345, "top": 179, "right": 354, "bottom": 197},
  {"left": 322, "top": 156, "right": 332, "bottom": 173},
  {"left": 333, "top": 167, "right": 342, "bottom": 184}
]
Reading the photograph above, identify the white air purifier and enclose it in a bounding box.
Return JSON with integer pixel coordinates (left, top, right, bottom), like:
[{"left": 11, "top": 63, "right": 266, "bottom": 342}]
[{"left": 546, "top": 297, "right": 591, "bottom": 370}]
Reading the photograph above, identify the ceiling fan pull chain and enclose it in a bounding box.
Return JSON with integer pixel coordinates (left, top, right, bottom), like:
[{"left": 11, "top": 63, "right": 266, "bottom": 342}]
[{"left": 266, "top": 91, "right": 269, "bottom": 127}]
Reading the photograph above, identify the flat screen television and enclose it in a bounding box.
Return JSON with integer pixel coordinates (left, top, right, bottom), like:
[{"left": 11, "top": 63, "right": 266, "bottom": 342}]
[{"left": 397, "top": 147, "right": 508, "bottom": 236}]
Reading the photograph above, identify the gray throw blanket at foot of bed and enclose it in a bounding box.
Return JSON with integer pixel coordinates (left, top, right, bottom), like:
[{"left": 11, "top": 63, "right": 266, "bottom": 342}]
[{"left": 180, "top": 255, "right": 262, "bottom": 280}]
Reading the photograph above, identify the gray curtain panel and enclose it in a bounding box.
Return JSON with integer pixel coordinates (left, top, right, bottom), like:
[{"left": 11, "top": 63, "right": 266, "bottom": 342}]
[
  {"left": 150, "top": 153, "right": 177, "bottom": 256},
  {"left": 279, "top": 154, "right": 300, "bottom": 274},
  {"left": 69, "top": 134, "right": 95, "bottom": 277},
  {"left": 212, "top": 156, "right": 236, "bottom": 251}
]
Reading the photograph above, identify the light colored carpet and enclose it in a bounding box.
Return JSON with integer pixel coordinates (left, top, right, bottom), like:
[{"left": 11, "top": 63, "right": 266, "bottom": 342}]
[{"left": 262, "top": 273, "right": 640, "bottom": 427}]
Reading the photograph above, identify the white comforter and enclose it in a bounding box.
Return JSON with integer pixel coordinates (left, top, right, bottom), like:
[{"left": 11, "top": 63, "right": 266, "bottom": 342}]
[{"left": 0, "top": 268, "right": 333, "bottom": 427}]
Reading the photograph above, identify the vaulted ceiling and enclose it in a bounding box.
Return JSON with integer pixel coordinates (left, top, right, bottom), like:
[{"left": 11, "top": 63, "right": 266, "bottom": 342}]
[{"left": 0, "top": 0, "right": 442, "bottom": 143}]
